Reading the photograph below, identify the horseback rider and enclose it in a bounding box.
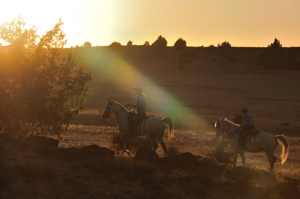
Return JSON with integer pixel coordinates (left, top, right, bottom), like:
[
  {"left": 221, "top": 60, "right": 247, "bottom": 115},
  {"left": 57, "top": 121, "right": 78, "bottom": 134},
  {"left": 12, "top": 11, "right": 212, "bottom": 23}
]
[
  {"left": 238, "top": 106, "right": 255, "bottom": 149},
  {"left": 128, "top": 87, "right": 146, "bottom": 137}
]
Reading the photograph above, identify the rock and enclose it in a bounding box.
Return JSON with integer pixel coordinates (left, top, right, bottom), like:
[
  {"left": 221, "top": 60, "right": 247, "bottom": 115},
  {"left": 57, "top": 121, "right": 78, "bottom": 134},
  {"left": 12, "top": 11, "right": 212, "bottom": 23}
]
[
  {"left": 233, "top": 178, "right": 253, "bottom": 197},
  {"left": 173, "top": 152, "right": 199, "bottom": 168},
  {"left": 20, "top": 136, "right": 59, "bottom": 151},
  {"left": 134, "top": 148, "right": 159, "bottom": 163},
  {"left": 274, "top": 182, "right": 300, "bottom": 199},
  {"left": 80, "top": 144, "right": 114, "bottom": 159}
]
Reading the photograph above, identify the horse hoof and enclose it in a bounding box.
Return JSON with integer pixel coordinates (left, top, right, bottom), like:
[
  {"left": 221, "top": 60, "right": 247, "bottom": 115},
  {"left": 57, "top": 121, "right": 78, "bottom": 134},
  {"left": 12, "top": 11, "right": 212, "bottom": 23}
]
[{"left": 122, "top": 149, "right": 130, "bottom": 156}]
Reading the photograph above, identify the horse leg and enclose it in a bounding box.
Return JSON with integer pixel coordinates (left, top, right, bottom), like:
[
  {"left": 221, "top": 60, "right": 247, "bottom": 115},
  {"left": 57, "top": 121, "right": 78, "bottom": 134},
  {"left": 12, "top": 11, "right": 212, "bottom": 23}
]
[
  {"left": 157, "top": 136, "right": 167, "bottom": 156},
  {"left": 149, "top": 135, "right": 158, "bottom": 152},
  {"left": 233, "top": 151, "right": 238, "bottom": 167},
  {"left": 266, "top": 153, "right": 277, "bottom": 172},
  {"left": 119, "top": 133, "right": 130, "bottom": 156},
  {"left": 272, "top": 155, "right": 277, "bottom": 170},
  {"left": 239, "top": 151, "right": 246, "bottom": 166}
]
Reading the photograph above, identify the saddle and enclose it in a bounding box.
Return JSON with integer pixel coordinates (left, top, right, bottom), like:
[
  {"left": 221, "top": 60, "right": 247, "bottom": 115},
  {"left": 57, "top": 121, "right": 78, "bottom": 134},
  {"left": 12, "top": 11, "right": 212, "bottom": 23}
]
[
  {"left": 128, "top": 112, "right": 149, "bottom": 137},
  {"left": 250, "top": 129, "right": 260, "bottom": 137},
  {"left": 128, "top": 111, "right": 149, "bottom": 125},
  {"left": 241, "top": 129, "right": 261, "bottom": 145}
]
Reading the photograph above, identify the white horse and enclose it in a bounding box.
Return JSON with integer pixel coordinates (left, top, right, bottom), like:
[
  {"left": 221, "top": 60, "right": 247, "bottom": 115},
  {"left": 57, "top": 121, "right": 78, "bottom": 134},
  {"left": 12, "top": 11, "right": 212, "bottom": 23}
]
[
  {"left": 102, "top": 99, "right": 174, "bottom": 156},
  {"left": 214, "top": 118, "right": 289, "bottom": 171}
]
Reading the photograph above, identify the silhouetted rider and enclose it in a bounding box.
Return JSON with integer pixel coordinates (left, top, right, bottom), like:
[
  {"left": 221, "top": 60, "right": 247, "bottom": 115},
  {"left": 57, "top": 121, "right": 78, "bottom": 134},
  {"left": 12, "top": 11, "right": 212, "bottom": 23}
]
[
  {"left": 238, "top": 106, "right": 255, "bottom": 149},
  {"left": 128, "top": 87, "right": 146, "bottom": 136}
]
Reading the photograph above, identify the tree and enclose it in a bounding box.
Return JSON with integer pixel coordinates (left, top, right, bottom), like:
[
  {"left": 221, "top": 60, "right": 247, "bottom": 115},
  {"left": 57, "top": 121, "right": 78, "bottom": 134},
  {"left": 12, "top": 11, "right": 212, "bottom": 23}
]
[
  {"left": 151, "top": 35, "right": 167, "bottom": 58},
  {"left": 151, "top": 35, "right": 167, "bottom": 48},
  {"left": 83, "top": 41, "right": 92, "bottom": 47},
  {"left": 127, "top": 40, "right": 133, "bottom": 46},
  {"left": 174, "top": 38, "right": 186, "bottom": 51},
  {"left": 218, "top": 41, "right": 231, "bottom": 48},
  {"left": 268, "top": 38, "right": 282, "bottom": 49},
  {"left": 143, "top": 41, "right": 150, "bottom": 46},
  {"left": 257, "top": 38, "right": 285, "bottom": 69},
  {"left": 109, "top": 41, "right": 122, "bottom": 53},
  {"left": 0, "top": 16, "right": 92, "bottom": 137}
]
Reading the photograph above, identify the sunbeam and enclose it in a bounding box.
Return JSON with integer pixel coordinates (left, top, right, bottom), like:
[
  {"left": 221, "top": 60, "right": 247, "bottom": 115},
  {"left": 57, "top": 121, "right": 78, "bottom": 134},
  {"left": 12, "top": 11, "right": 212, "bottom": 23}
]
[{"left": 76, "top": 47, "right": 209, "bottom": 130}]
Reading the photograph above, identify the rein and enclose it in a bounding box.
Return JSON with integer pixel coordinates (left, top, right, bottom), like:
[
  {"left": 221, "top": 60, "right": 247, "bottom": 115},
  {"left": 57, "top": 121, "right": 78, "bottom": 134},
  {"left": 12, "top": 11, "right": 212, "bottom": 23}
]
[
  {"left": 110, "top": 102, "right": 125, "bottom": 115},
  {"left": 228, "top": 129, "right": 238, "bottom": 139},
  {"left": 218, "top": 121, "right": 238, "bottom": 139}
]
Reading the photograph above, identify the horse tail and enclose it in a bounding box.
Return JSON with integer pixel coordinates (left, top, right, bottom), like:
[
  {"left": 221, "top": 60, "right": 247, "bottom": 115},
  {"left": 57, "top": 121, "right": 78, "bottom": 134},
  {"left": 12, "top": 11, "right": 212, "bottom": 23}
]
[
  {"left": 275, "top": 135, "right": 289, "bottom": 165},
  {"left": 162, "top": 117, "right": 174, "bottom": 140}
]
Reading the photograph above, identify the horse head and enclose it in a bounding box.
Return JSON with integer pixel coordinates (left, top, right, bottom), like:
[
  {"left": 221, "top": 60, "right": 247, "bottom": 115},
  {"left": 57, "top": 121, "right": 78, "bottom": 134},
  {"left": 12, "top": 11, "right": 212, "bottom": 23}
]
[
  {"left": 215, "top": 118, "right": 239, "bottom": 138},
  {"left": 214, "top": 119, "right": 223, "bottom": 138},
  {"left": 102, "top": 99, "right": 113, "bottom": 118}
]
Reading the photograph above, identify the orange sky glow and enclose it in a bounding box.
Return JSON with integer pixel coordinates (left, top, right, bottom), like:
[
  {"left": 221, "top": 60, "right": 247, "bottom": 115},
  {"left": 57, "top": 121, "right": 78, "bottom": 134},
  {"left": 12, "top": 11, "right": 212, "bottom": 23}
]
[{"left": 1, "top": 0, "right": 300, "bottom": 47}]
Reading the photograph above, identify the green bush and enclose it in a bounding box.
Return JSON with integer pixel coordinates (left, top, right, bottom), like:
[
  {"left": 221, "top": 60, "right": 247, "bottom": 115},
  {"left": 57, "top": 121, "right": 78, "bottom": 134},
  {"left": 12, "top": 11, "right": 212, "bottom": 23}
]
[{"left": 0, "top": 16, "right": 92, "bottom": 137}]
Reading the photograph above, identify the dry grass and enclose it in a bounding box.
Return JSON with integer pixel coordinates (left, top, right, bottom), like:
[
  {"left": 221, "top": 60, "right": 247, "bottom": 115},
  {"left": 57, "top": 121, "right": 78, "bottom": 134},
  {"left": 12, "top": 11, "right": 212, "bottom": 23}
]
[{"left": 1, "top": 47, "right": 300, "bottom": 198}]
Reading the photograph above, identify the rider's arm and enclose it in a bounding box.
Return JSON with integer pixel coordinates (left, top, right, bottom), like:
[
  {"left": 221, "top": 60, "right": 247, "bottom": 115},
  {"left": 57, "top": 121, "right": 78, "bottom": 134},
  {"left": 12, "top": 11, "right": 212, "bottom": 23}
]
[
  {"left": 129, "top": 104, "right": 138, "bottom": 108},
  {"left": 129, "top": 96, "right": 145, "bottom": 109}
]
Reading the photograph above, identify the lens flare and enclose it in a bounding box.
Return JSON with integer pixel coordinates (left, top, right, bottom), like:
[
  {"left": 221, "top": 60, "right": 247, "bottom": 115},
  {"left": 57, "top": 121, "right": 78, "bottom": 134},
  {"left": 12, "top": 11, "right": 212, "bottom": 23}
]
[{"left": 79, "top": 47, "right": 209, "bottom": 130}]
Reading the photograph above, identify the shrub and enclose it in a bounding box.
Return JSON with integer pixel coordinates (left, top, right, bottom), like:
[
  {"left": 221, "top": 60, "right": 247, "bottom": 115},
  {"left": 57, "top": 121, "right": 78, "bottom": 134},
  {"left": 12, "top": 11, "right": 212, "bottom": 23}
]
[
  {"left": 111, "top": 133, "right": 152, "bottom": 153},
  {"left": 0, "top": 16, "right": 92, "bottom": 137},
  {"left": 218, "top": 41, "right": 231, "bottom": 48},
  {"left": 174, "top": 38, "right": 187, "bottom": 51},
  {"left": 143, "top": 41, "right": 150, "bottom": 46},
  {"left": 152, "top": 35, "right": 167, "bottom": 48},
  {"left": 151, "top": 35, "right": 167, "bottom": 59},
  {"left": 127, "top": 40, "right": 133, "bottom": 46},
  {"left": 109, "top": 41, "right": 122, "bottom": 53},
  {"left": 256, "top": 38, "right": 300, "bottom": 70},
  {"left": 213, "top": 135, "right": 233, "bottom": 163},
  {"left": 83, "top": 41, "right": 92, "bottom": 48},
  {"left": 268, "top": 38, "right": 282, "bottom": 49},
  {"left": 166, "top": 145, "right": 180, "bottom": 157},
  {"left": 217, "top": 41, "right": 232, "bottom": 59}
]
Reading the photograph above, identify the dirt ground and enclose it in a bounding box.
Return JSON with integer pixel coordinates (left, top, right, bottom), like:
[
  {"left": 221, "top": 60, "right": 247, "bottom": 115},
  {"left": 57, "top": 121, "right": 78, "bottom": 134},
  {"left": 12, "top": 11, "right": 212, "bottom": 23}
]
[
  {"left": 1, "top": 47, "right": 300, "bottom": 198},
  {"left": 61, "top": 47, "right": 300, "bottom": 181}
]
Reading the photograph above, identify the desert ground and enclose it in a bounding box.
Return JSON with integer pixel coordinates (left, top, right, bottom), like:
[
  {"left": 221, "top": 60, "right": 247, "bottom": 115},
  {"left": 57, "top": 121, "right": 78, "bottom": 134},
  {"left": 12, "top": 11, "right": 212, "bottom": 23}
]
[
  {"left": 70, "top": 46, "right": 300, "bottom": 170},
  {"left": 1, "top": 46, "right": 300, "bottom": 198}
]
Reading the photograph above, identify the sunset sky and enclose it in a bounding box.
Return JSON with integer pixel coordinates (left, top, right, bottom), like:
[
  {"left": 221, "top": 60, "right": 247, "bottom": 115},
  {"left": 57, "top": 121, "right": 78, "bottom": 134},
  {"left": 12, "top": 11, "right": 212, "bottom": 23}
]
[{"left": 1, "top": 0, "right": 300, "bottom": 47}]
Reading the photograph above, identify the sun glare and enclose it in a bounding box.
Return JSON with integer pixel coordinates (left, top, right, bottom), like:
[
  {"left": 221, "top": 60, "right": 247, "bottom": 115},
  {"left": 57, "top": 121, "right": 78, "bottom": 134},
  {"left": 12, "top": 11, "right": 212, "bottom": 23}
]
[{"left": 84, "top": 48, "right": 209, "bottom": 130}]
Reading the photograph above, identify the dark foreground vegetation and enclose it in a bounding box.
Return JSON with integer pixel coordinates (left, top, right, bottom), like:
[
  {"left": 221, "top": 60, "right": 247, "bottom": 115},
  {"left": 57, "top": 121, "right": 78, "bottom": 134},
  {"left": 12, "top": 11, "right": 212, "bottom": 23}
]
[{"left": 0, "top": 135, "right": 299, "bottom": 199}]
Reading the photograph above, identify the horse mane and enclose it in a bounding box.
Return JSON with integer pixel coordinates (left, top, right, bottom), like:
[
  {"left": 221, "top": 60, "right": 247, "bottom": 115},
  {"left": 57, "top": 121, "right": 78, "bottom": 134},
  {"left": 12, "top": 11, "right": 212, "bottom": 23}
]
[
  {"left": 113, "top": 101, "right": 130, "bottom": 112},
  {"left": 218, "top": 118, "right": 239, "bottom": 127}
]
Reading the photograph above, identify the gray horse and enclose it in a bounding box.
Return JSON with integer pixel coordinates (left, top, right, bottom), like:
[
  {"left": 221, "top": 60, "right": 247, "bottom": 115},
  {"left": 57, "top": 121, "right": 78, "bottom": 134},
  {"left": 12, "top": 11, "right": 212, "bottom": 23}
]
[
  {"left": 215, "top": 118, "right": 289, "bottom": 171},
  {"left": 102, "top": 99, "right": 174, "bottom": 156}
]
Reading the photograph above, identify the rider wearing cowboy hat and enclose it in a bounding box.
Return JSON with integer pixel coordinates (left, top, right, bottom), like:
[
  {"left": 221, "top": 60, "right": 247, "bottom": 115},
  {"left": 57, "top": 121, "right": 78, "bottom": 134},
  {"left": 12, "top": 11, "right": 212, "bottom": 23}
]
[
  {"left": 238, "top": 106, "right": 255, "bottom": 149},
  {"left": 128, "top": 87, "right": 146, "bottom": 137}
]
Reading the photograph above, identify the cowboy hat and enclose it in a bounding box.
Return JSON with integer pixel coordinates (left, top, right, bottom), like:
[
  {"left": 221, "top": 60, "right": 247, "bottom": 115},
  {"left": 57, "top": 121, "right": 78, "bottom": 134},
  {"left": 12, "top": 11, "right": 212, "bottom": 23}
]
[
  {"left": 133, "top": 87, "right": 143, "bottom": 92},
  {"left": 240, "top": 106, "right": 250, "bottom": 111}
]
